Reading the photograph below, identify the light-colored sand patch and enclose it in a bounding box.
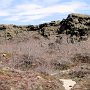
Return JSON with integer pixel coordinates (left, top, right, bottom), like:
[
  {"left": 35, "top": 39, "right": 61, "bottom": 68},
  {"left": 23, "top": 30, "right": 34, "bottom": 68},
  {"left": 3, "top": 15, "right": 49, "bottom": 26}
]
[{"left": 60, "top": 79, "right": 76, "bottom": 90}]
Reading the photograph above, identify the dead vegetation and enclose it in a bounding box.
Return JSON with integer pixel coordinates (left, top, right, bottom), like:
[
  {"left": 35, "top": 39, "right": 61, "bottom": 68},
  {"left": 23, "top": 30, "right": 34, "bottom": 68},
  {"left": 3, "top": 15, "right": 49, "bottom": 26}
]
[
  {"left": 0, "top": 13, "right": 90, "bottom": 90},
  {"left": 71, "top": 54, "right": 90, "bottom": 64}
]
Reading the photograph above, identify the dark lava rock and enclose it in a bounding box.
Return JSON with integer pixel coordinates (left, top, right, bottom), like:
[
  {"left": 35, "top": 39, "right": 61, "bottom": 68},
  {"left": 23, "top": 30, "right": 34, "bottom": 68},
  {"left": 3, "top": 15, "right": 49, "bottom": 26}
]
[{"left": 58, "top": 13, "right": 90, "bottom": 41}]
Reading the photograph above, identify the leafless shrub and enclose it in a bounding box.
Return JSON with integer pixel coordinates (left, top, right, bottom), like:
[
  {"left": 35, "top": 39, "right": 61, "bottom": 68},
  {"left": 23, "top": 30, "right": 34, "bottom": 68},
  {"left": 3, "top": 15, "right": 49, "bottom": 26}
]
[
  {"left": 55, "top": 36, "right": 62, "bottom": 44},
  {"left": 69, "top": 71, "right": 88, "bottom": 78},
  {"left": 14, "top": 54, "right": 35, "bottom": 70},
  {"left": 51, "top": 60, "right": 70, "bottom": 70},
  {"left": 48, "top": 43, "right": 55, "bottom": 49},
  {"left": 71, "top": 54, "right": 90, "bottom": 64}
]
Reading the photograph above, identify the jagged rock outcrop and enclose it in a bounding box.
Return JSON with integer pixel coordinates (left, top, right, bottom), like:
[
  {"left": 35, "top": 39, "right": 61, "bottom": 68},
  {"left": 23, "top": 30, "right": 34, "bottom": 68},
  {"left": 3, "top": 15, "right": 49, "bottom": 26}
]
[{"left": 58, "top": 13, "right": 90, "bottom": 42}]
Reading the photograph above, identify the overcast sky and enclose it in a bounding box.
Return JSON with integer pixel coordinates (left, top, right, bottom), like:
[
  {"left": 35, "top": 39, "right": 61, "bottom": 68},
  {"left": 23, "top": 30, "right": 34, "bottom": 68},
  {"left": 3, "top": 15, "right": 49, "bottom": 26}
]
[{"left": 0, "top": 0, "right": 90, "bottom": 25}]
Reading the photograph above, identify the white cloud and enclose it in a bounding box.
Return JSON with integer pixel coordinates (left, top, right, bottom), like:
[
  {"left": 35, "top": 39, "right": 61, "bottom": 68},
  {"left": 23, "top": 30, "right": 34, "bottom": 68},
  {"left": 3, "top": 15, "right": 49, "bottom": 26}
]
[
  {"left": 16, "top": 4, "right": 42, "bottom": 11},
  {"left": 32, "top": 0, "right": 60, "bottom": 5},
  {"left": 0, "top": 10, "right": 9, "bottom": 16},
  {"left": 21, "top": 14, "right": 50, "bottom": 22},
  {"left": 5, "top": 14, "right": 49, "bottom": 22},
  {"left": 5, "top": 16, "right": 20, "bottom": 21},
  {"left": 2, "top": 0, "right": 90, "bottom": 23}
]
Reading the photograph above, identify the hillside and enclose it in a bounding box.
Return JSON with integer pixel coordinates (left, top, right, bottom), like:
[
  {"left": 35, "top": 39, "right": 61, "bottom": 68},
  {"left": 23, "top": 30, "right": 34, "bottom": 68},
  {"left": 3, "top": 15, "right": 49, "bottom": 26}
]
[{"left": 0, "top": 13, "right": 90, "bottom": 90}]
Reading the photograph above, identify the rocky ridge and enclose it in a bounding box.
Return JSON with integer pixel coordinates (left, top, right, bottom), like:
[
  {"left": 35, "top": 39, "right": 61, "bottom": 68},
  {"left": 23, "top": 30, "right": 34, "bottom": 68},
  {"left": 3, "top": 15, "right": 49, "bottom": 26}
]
[{"left": 59, "top": 13, "right": 90, "bottom": 43}]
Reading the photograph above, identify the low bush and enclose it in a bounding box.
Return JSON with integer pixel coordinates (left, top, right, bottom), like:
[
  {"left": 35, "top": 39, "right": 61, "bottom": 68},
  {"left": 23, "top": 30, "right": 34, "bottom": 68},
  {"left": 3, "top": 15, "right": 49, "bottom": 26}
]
[{"left": 71, "top": 54, "right": 90, "bottom": 64}]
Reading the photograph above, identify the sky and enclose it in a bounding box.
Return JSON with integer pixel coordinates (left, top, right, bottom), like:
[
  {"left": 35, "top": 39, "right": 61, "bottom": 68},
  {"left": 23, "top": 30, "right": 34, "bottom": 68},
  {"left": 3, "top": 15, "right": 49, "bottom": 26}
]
[{"left": 0, "top": 0, "right": 90, "bottom": 25}]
